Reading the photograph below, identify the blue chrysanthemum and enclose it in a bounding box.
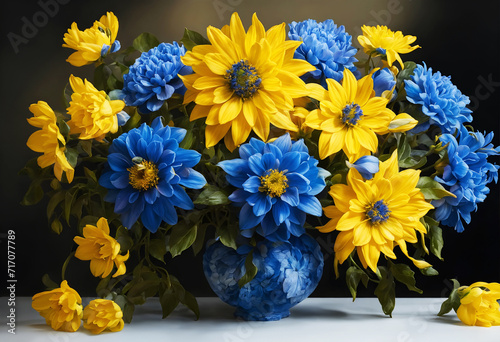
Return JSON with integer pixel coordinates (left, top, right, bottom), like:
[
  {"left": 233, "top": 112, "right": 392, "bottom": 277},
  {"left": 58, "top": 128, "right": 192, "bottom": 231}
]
[
  {"left": 288, "top": 19, "right": 358, "bottom": 86},
  {"left": 433, "top": 126, "right": 499, "bottom": 232},
  {"left": 372, "top": 68, "right": 396, "bottom": 99},
  {"left": 405, "top": 63, "right": 472, "bottom": 134},
  {"left": 218, "top": 134, "right": 330, "bottom": 242},
  {"left": 122, "top": 42, "right": 192, "bottom": 114},
  {"left": 203, "top": 234, "right": 324, "bottom": 321},
  {"left": 99, "top": 117, "right": 206, "bottom": 232}
]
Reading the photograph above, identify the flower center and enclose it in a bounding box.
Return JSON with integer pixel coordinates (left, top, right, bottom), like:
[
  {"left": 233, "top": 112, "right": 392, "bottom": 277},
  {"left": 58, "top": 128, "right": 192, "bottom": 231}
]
[
  {"left": 342, "top": 102, "right": 363, "bottom": 126},
  {"left": 259, "top": 169, "right": 288, "bottom": 197},
  {"left": 127, "top": 159, "right": 159, "bottom": 191},
  {"left": 226, "top": 60, "right": 261, "bottom": 99},
  {"left": 366, "top": 200, "right": 391, "bottom": 224}
]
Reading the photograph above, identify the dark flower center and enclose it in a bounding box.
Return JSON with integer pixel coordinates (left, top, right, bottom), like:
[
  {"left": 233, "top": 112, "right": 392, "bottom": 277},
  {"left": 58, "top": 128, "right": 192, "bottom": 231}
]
[
  {"left": 127, "top": 159, "right": 159, "bottom": 191},
  {"left": 259, "top": 169, "right": 288, "bottom": 197},
  {"left": 366, "top": 200, "right": 391, "bottom": 224},
  {"left": 342, "top": 102, "right": 363, "bottom": 126},
  {"left": 226, "top": 60, "right": 261, "bottom": 99}
]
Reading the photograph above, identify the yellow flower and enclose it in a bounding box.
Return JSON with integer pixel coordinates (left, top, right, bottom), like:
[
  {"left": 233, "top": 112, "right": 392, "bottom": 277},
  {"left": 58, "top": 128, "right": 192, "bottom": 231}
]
[
  {"left": 358, "top": 25, "right": 420, "bottom": 69},
  {"left": 63, "top": 12, "right": 119, "bottom": 67},
  {"left": 388, "top": 113, "right": 418, "bottom": 133},
  {"left": 73, "top": 217, "right": 129, "bottom": 278},
  {"left": 83, "top": 299, "right": 124, "bottom": 334},
  {"left": 31, "top": 280, "right": 83, "bottom": 332},
  {"left": 67, "top": 75, "right": 125, "bottom": 141},
  {"left": 305, "top": 69, "right": 399, "bottom": 161},
  {"left": 180, "top": 12, "right": 315, "bottom": 150},
  {"left": 318, "top": 151, "right": 434, "bottom": 273},
  {"left": 26, "top": 101, "right": 74, "bottom": 183},
  {"left": 456, "top": 282, "right": 500, "bottom": 327}
]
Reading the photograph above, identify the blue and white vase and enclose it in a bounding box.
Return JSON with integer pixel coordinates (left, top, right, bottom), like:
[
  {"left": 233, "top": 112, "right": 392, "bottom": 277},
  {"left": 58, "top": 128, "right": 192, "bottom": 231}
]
[{"left": 203, "top": 234, "right": 324, "bottom": 321}]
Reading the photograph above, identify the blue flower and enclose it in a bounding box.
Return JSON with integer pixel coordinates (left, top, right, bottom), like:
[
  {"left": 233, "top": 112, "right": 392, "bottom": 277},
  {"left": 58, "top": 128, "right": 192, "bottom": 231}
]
[
  {"left": 218, "top": 134, "right": 330, "bottom": 242},
  {"left": 346, "top": 155, "right": 380, "bottom": 180},
  {"left": 203, "top": 234, "right": 324, "bottom": 321},
  {"left": 433, "top": 126, "right": 499, "bottom": 232},
  {"left": 405, "top": 63, "right": 472, "bottom": 134},
  {"left": 99, "top": 117, "right": 206, "bottom": 232},
  {"left": 288, "top": 19, "right": 358, "bottom": 86},
  {"left": 372, "top": 68, "right": 396, "bottom": 99},
  {"left": 122, "top": 42, "right": 192, "bottom": 114}
]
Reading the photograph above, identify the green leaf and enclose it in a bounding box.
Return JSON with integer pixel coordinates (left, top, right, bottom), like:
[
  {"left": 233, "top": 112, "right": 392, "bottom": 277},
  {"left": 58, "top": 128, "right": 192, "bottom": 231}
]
[
  {"left": 417, "top": 176, "right": 457, "bottom": 200},
  {"left": 122, "top": 301, "right": 135, "bottom": 323},
  {"left": 180, "top": 290, "right": 200, "bottom": 320},
  {"left": 181, "top": 28, "right": 210, "bottom": 51},
  {"left": 159, "top": 288, "right": 180, "bottom": 318},
  {"left": 396, "top": 133, "right": 411, "bottom": 162},
  {"left": 64, "top": 188, "right": 78, "bottom": 224},
  {"left": 238, "top": 251, "right": 258, "bottom": 287},
  {"left": 438, "top": 279, "right": 461, "bottom": 316},
  {"left": 64, "top": 147, "right": 78, "bottom": 168},
  {"left": 78, "top": 140, "right": 93, "bottom": 157},
  {"left": 127, "top": 279, "right": 160, "bottom": 298},
  {"left": 115, "top": 226, "right": 134, "bottom": 253},
  {"left": 396, "top": 61, "right": 417, "bottom": 88},
  {"left": 168, "top": 223, "right": 197, "bottom": 258},
  {"left": 346, "top": 266, "right": 369, "bottom": 301},
  {"left": 149, "top": 238, "right": 167, "bottom": 263},
  {"left": 389, "top": 262, "right": 423, "bottom": 294},
  {"left": 51, "top": 218, "right": 63, "bottom": 234},
  {"left": 193, "top": 185, "right": 230, "bottom": 205},
  {"left": 133, "top": 32, "right": 160, "bottom": 52},
  {"left": 420, "top": 266, "right": 439, "bottom": 276},
  {"left": 191, "top": 223, "right": 207, "bottom": 256},
  {"left": 216, "top": 221, "right": 238, "bottom": 250},
  {"left": 374, "top": 266, "right": 396, "bottom": 317},
  {"left": 424, "top": 216, "right": 444, "bottom": 260},
  {"left": 42, "top": 273, "right": 58, "bottom": 290},
  {"left": 21, "top": 180, "right": 44, "bottom": 206}
]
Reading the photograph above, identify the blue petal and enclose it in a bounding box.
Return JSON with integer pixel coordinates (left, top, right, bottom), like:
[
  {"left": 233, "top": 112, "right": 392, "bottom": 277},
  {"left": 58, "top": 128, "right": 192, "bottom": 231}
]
[
  {"left": 146, "top": 141, "right": 164, "bottom": 163},
  {"left": 157, "top": 180, "right": 174, "bottom": 197},
  {"left": 121, "top": 197, "right": 145, "bottom": 229},
  {"left": 271, "top": 133, "right": 292, "bottom": 154},
  {"left": 261, "top": 152, "right": 278, "bottom": 171},
  {"left": 218, "top": 159, "right": 250, "bottom": 177},
  {"left": 177, "top": 168, "right": 207, "bottom": 189},
  {"left": 141, "top": 205, "right": 162, "bottom": 233},
  {"left": 297, "top": 195, "right": 322, "bottom": 216},
  {"left": 175, "top": 149, "right": 201, "bottom": 168},
  {"left": 281, "top": 187, "right": 299, "bottom": 207},
  {"left": 240, "top": 203, "right": 264, "bottom": 230},
  {"left": 171, "top": 184, "right": 194, "bottom": 210},
  {"left": 272, "top": 200, "right": 290, "bottom": 225},
  {"left": 286, "top": 173, "right": 310, "bottom": 193},
  {"left": 110, "top": 172, "right": 130, "bottom": 189},
  {"left": 280, "top": 152, "right": 301, "bottom": 172},
  {"left": 144, "top": 188, "right": 159, "bottom": 204},
  {"left": 252, "top": 195, "right": 272, "bottom": 217},
  {"left": 248, "top": 154, "right": 266, "bottom": 175},
  {"left": 108, "top": 153, "right": 132, "bottom": 171},
  {"left": 242, "top": 176, "right": 261, "bottom": 193}
]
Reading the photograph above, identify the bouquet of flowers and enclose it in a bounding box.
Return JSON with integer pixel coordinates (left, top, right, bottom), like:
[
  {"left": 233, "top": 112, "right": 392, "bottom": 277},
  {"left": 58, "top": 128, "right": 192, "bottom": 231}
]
[{"left": 23, "top": 11, "right": 500, "bottom": 333}]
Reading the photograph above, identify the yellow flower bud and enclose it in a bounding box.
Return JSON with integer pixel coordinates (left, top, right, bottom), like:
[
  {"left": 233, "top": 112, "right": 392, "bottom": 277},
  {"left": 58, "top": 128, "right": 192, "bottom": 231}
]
[
  {"left": 83, "top": 299, "right": 124, "bottom": 334},
  {"left": 456, "top": 282, "right": 500, "bottom": 327}
]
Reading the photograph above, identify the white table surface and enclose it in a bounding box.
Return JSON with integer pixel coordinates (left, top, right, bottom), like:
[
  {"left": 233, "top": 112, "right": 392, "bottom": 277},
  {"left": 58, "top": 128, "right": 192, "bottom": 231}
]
[{"left": 2, "top": 297, "right": 499, "bottom": 341}]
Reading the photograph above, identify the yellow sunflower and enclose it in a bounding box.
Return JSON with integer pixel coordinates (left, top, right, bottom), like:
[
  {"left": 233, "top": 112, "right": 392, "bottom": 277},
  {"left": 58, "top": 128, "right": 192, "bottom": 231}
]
[
  {"left": 358, "top": 25, "right": 420, "bottom": 69},
  {"left": 306, "top": 69, "right": 415, "bottom": 161},
  {"left": 180, "top": 12, "right": 315, "bottom": 150},
  {"left": 318, "top": 151, "right": 434, "bottom": 273}
]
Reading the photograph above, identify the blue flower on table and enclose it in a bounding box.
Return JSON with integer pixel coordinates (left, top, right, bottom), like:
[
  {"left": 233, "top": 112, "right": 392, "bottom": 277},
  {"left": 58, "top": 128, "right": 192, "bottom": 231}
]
[
  {"left": 288, "top": 19, "right": 358, "bottom": 86},
  {"left": 405, "top": 63, "right": 472, "bottom": 134},
  {"left": 98, "top": 117, "right": 206, "bottom": 232},
  {"left": 433, "top": 126, "right": 499, "bottom": 232},
  {"left": 122, "top": 42, "right": 192, "bottom": 114},
  {"left": 217, "top": 134, "right": 330, "bottom": 242}
]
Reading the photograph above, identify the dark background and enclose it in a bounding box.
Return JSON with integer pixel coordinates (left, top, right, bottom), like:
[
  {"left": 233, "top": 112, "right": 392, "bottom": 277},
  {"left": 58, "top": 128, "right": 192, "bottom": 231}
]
[{"left": 1, "top": 0, "right": 499, "bottom": 301}]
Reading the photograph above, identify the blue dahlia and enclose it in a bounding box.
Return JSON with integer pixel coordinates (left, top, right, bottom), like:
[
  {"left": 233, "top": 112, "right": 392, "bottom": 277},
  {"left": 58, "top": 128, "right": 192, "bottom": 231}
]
[
  {"left": 433, "top": 126, "right": 499, "bottom": 232},
  {"left": 405, "top": 63, "right": 472, "bottom": 134},
  {"left": 122, "top": 42, "right": 191, "bottom": 114},
  {"left": 218, "top": 134, "right": 330, "bottom": 242},
  {"left": 99, "top": 117, "right": 206, "bottom": 232},
  {"left": 288, "top": 19, "right": 358, "bottom": 86},
  {"left": 203, "top": 234, "right": 324, "bottom": 321}
]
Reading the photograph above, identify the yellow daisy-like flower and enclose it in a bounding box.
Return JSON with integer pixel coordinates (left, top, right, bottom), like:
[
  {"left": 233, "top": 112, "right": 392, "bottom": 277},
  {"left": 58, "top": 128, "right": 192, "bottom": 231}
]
[
  {"left": 63, "top": 12, "right": 119, "bottom": 67},
  {"left": 456, "top": 282, "right": 500, "bottom": 327},
  {"left": 73, "top": 217, "right": 129, "bottom": 278},
  {"left": 26, "top": 101, "right": 74, "bottom": 183},
  {"left": 180, "top": 12, "right": 315, "bottom": 150},
  {"left": 358, "top": 25, "right": 420, "bottom": 69},
  {"left": 306, "top": 69, "right": 413, "bottom": 161},
  {"left": 318, "top": 151, "right": 434, "bottom": 273},
  {"left": 31, "top": 280, "right": 83, "bottom": 332},
  {"left": 83, "top": 299, "right": 124, "bottom": 334},
  {"left": 67, "top": 75, "right": 125, "bottom": 141}
]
